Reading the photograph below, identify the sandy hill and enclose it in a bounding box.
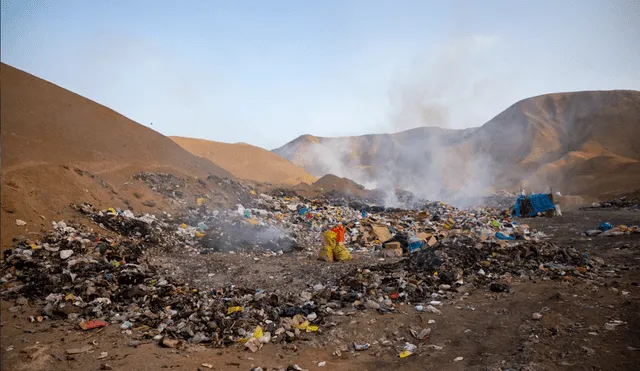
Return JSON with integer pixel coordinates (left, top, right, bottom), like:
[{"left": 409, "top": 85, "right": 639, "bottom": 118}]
[
  {"left": 1, "top": 63, "right": 235, "bottom": 248},
  {"left": 170, "top": 136, "right": 316, "bottom": 186},
  {"left": 274, "top": 90, "right": 640, "bottom": 201}
]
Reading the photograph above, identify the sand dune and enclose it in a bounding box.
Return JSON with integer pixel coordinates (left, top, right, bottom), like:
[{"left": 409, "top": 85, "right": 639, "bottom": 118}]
[
  {"left": 171, "top": 137, "right": 316, "bottom": 186},
  {"left": 0, "top": 63, "right": 235, "bottom": 248}
]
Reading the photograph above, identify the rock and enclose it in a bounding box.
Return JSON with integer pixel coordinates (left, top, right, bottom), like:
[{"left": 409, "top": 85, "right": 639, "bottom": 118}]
[
  {"left": 581, "top": 346, "right": 595, "bottom": 356},
  {"left": 365, "top": 300, "right": 380, "bottom": 310},
  {"left": 306, "top": 312, "right": 317, "bottom": 321},
  {"left": 16, "top": 219, "right": 27, "bottom": 226},
  {"left": 101, "top": 364, "right": 113, "bottom": 370},
  {"left": 532, "top": 312, "right": 543, "bottom": 320},
  {"left": 160, "top": 337, "right": 180, "bottom": 348},
  {"left": 454, "top": 356, "right": 464, "bottom": 362},
  {"left": 489, "top": 282, "right": 510, "bottom": 293},
  {"left": 427, "top": 344, "right": 443, "bottom": 350},
  {"left": 318, "top": 361, "right": 326, "bottom": 367},
  {"left": 60, "top": 250, "right": 74, "bottom": 260},
  {"left": 313, "top": 283, "right": 325, "bottom": 291}
]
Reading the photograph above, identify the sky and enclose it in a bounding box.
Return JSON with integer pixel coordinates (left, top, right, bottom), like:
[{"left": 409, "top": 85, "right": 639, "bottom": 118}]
[{"left": 2, "top": 0, "right": 639, "bottom": 149}]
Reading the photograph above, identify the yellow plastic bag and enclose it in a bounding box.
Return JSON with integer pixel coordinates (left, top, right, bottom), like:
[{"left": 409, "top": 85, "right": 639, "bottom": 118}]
[
  {"left": 334, "top": 243, "right": 352, "bottom": 261},
  {"left": 253, "top": 326, "right": 263, "bottom": 338},
  {"left": 318, "top": 231, "right": 336, "bottom": 262},
  {"left": 227, "top": 306, "right": 244, "bottom": 315},
  {"left": 295, "top": 320, "right": 319, "bottom": 332}
]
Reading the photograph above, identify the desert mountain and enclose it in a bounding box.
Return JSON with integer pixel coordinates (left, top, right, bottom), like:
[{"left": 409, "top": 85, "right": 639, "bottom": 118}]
[
  {"left": 0, "top": 63, "right": 235, "bottom": 247},
  {"left": 170, "top": 136, "right": 316, "bottom": 186},
  {"left": 274, "top": 90, "right": 640, "bottom": 201}
]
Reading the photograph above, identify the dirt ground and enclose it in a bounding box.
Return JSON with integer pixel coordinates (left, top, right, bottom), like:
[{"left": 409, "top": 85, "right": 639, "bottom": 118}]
[{"left": 2, "top": 209, "right": 639, "bottom": 371}]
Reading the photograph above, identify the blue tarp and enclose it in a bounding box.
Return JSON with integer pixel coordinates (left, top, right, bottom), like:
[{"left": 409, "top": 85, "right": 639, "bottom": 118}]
[{"left": 512, "top": 194, "right": 555, "bottom": 217}]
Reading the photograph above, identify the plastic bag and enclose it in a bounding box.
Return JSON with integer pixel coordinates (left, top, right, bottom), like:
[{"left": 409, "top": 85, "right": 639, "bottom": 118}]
[
  {"left": 318, "top": 231, "right": 336, "bottom": 261},
  {"left": 331, "top": 225, "right": 346, "bottom": 244},
  {"left": 334, "top": 243, "right": 352, "bottom": 261}
]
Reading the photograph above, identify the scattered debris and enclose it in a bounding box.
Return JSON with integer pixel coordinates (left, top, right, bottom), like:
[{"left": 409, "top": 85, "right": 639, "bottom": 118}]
[
  {"left": 66, "top": 345, "right": 93, "bottom": 354},
  {"left": 532, "top": 313, "right": 543, "bottom": 320}
]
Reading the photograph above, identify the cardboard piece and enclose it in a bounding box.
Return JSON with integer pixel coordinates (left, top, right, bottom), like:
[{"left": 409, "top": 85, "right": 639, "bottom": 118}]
[
  {"left": 384, "top": 241, "right": 401, "bottom": 250},
  {"left": 371, "top": 224, "right": 392, "bottom": 242}
]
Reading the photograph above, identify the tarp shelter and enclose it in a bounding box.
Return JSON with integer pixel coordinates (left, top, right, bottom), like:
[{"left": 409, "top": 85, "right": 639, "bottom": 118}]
[{"left": 512, "top": 194, "right": 555, "bottom": 217}]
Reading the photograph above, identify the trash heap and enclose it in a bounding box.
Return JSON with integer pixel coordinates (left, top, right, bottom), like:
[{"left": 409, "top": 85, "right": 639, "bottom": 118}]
[
  {"left": 1, "top": 176, "right": 570, "bottom": 355},
  {"left": 0, "top": 218, "right": 328, "bottom": 350},
  {"left": 133, "top": 172, "right": 188, "bottom": 201},
  {"left": 585, "top": 196, "right": 640, "bottom": 211},
  {"left": 129, "top": 172, "right": 544, "bottom": 256},
  {"left": 584, "top": 221, "right": 640, "bottom": 237},
  {"left": 318, "top": 236, "right": 606, "bottom": 318}
]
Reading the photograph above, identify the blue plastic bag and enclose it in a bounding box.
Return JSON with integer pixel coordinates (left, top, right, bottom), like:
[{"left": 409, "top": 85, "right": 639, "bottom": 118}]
[
  {"left": 495, "top": 232, "right": 515, "bottom": 240},
  {"left": 599, "top": 222, "right": 613, "bottom": 231}
]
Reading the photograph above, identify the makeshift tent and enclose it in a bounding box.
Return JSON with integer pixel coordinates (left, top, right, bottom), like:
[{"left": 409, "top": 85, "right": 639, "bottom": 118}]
[{"left": 512, "top": 194, "right": 555, "bottom": 217}]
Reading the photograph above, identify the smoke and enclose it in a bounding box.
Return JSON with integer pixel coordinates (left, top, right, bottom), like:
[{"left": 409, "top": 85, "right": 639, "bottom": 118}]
[{"left": 291, "top": 35, "right": 501, "bottom": 208}]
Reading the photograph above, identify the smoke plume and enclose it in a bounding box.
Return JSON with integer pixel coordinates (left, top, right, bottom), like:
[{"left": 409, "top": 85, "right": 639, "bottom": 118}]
[{"left": 293, "top": 35, "right": 501, "bottom": 207}]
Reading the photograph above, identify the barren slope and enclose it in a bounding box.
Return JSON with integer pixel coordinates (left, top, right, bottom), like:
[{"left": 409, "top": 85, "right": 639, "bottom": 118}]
[
  {"left": 0, "top": 63, "right": 235, "bottom": 248},
  {"left": 170, "top": 136, "right": 316, "bottom": 185},
  {"left": 274, "top": 90, "right": 640, "bottom": 199}
]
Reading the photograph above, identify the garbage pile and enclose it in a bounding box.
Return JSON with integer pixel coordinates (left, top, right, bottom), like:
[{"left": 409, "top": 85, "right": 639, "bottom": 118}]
[
  {"left": 0, "top": 212, "right": 601, "bottom": 349},
  {"left": 0, "top": 218, "right": 328, "bottom": 349},
  {"left": 584, "top": 196, "right": 640, "bottom": 211},
  {"left": 134, "top": 172, "right": 188, "bottom": 200},
  {"left": 131, "top": 172, "right": 544, "bottom": 254},
  {"left": 477, "top": 190, "right": 517, "bottom": 210},
  {"left": 584, "top": 221, "right": 640, "bottom": 237},
  {"left": 0, "top": 175, "right": 568, "bottom": 354},
  {"left": 323, "top": 236, "right": 606, "bottom": 314}
]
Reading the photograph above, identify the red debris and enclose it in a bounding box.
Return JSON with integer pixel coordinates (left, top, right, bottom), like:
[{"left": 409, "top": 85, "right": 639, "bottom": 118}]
[{"left": 79, "top": 319, "right": 108, "bottom": 330}]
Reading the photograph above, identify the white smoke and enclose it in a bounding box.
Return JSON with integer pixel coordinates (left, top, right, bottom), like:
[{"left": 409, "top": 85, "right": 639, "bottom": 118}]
[{"left": 289, "top": 35, "right": 502, "bottom": 207}]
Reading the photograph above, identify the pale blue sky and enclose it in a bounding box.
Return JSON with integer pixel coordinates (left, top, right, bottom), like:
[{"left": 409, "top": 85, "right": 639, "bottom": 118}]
[{"left": 2, "top": 0, "right": 639, "bottom": 149}]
